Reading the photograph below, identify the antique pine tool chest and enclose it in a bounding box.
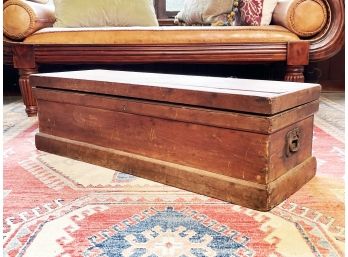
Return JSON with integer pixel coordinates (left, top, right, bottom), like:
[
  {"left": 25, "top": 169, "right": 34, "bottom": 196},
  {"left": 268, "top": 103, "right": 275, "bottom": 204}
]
[{"left": 31, "top": 70, "right": 321, "bottom": 211}]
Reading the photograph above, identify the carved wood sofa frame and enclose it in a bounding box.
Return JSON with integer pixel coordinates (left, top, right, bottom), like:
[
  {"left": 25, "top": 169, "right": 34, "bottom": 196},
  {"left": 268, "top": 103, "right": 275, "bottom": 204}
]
[{"left": 6, "top": 0, "right": 344, "bottom": 116}]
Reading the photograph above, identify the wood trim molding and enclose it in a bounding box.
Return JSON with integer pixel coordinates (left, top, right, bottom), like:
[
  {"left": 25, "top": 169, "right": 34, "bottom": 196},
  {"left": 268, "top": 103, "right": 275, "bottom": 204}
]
[
  {"left": 31, "top": 43, "right": 289, "bottom": 64},
  {"left": 3, "top": 42, "right": 13, "bottom": 66},
  {"left": 309, "top": 0, "right": 344, "bottom": 62},
  {"left": 12, "top": 44, "right": 37, "bottom": 69}
]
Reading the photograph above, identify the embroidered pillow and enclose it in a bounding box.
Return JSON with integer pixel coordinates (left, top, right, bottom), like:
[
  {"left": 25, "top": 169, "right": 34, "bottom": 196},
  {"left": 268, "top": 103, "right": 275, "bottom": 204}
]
[
  {"left": 53, "top": 0, "right": 159, "bottom": 27},
  {"left": 239, "top": 0, "right": 278, "bottom": 26},
  {"left": 175, "top": 0, "right": 237, "bottom": 26}
]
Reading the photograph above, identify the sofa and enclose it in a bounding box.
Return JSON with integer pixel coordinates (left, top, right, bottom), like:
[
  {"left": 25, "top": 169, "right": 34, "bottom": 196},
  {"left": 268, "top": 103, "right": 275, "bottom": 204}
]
[{"left": 3, "top": 0, "right": 344, "bottom": 116}]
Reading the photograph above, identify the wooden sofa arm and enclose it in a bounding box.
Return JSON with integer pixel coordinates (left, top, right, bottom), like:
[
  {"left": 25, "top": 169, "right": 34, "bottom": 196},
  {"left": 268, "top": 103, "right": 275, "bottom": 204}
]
[
  {"left": 3, "top": 0, "right": 55, "bottom": 40},
  {"left": 308, "top": 0, "right": 344, "bottom": 62}
]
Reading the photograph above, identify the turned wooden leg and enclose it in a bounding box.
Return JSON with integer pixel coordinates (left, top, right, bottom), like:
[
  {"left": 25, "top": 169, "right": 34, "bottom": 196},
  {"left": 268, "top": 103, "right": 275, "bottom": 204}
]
[
  {"left": 285, "top": 65, "right": 305, "bottom": 82},
  {"left": 285, "top": 41, "right": 309, "bottom": 83},
  {"left": 12, "top": 45, "right": 38, "bottom": 116},
  {"left": 19, "top": 68, "right": 38, "bottom": 116}
]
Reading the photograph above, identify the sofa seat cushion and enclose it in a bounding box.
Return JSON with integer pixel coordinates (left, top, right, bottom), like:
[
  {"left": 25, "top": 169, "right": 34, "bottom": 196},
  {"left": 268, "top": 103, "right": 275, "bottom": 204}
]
[{"left": 23, "top": 26, "right": 300, "bottom": 45}]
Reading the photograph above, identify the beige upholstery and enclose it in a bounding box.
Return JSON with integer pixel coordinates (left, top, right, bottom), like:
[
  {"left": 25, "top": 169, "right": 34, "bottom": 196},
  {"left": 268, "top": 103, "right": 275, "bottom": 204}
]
[
  {"left": 3, "top": 0, "right": 55, "bottom": 40},
  {"left": 272, "top": 0, "right": 327, "bottom": 37},
  {"left": 23, "top": 26, "right": 300, "bottom": 44}
]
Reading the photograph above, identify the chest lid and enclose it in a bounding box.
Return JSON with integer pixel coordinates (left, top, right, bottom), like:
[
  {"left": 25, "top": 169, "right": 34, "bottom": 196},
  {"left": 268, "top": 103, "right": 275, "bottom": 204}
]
[{"left": 30, "top": 69, "right": 321, "bottom": 115}]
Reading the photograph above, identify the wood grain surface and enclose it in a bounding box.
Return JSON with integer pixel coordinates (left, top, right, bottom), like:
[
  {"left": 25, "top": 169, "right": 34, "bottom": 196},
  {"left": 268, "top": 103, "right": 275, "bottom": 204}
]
[
  {"left": 35, "top": 132, "right": 316, "bottom": 211},
  {"left": 31, "top": 70, "right": 321, "bottom": 114},
  {"left": 36, "top": 94, "right": 316, "bottom": 184},
  {"left": 35, "top": 88, "right": 319, "bottom": 134},
  {"left": 34, "top": 70, "right": 319, "bottom": 210},
  {"left": 37, "top": 99, "right": 270, "bottom": 183}
]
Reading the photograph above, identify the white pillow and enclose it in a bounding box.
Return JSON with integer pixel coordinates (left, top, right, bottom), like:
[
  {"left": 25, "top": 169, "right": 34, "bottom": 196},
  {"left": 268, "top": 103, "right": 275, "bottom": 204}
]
[
  {"left": 176, "top": 0, "right": 234, "bottom": 25},
  {"left": 261, "top": 0, "right": 278, "bottom": 25}
]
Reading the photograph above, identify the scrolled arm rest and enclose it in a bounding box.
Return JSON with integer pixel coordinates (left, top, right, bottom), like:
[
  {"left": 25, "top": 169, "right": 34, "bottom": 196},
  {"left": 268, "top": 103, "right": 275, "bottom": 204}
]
[
  {"left": 3, "top": 0, "right": 55, "bottom": 41},
  {"left": 272, "top": 0, "right": 328, "bottom": 38}
]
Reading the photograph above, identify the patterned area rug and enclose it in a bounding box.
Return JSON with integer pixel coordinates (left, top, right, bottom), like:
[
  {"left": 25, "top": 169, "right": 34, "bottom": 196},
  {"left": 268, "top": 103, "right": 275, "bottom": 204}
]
[{"left": 3, "top": 94, "right": 345, "bottom": 257}]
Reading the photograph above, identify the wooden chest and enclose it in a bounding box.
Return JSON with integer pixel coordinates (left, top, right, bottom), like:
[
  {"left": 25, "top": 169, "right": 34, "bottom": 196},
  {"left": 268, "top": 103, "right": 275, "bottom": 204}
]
[{"left": 31, "top": 70, "right": 321, "bottom": 211}]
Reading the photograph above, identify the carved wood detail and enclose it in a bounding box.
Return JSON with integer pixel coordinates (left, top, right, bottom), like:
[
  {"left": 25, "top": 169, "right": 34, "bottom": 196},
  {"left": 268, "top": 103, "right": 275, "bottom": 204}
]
[
  {"left": 32, "top": 43, "right": 289, "bottom": 65},
  {"left": 284, "top": 65, "right": 305, "bottom": 82},
  {"left": 11, "top": 44, "right": 38, "bottom": 116},
  {"left": 19, "top": 68, "right": 38, "bottom": 116},
  {"left": 287, "top": 41, "right": 309, "bottom": 66},
  {"left": 309, "top": 0, "right": 345, "bottom": 61}
]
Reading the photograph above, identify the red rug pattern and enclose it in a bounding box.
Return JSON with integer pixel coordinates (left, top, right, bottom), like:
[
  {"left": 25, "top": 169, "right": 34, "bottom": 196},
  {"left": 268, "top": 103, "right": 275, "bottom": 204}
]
[{"left": 3, "top": 123, "right": 345, "bottom": 257}]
